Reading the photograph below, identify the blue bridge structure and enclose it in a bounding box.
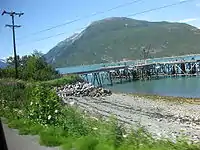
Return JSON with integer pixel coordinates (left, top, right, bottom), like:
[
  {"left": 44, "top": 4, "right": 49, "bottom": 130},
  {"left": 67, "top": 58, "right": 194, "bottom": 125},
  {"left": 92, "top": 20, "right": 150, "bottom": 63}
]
[{"left": 63, "top": 54, "right": 200, "bottom": 86}]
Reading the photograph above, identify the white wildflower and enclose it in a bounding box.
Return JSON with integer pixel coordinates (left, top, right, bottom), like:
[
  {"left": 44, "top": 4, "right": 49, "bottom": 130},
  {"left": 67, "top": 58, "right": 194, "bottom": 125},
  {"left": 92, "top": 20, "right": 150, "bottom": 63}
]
[
  {"left": 93, "top": 127, "right": 98, "bottom": 130},
  {"left": 69, "top": 101, "right": 75, "bottom": 106},
  {"left": 13, "top": 109, "right": 18, "bottom": 112},
  {"left": 48, "top": 115, "right": 51, "bottom": 120},
  {"left": 18, "top": 110, "right": 23, "bottom": 114},
  {"left": 123, "top": 134, "right": 128, "bottom": 138},
  {"left": 55, "top": 110, "right": 58, "bottom": 113},
  {"left": 90, "top": 116, "right": 99, "bottom": 121},
  {"left": 30, "top": 102, "right": 33, "bottom": 106}
]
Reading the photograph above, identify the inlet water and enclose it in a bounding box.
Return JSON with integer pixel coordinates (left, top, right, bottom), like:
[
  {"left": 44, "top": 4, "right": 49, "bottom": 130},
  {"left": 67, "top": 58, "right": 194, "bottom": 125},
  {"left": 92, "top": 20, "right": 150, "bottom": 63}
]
[
  {"left": 57, "top": 55, "right": 200, "bottom": 98},
  {"left": 106, "top": 77, "right": 200, "bottom": 98}
]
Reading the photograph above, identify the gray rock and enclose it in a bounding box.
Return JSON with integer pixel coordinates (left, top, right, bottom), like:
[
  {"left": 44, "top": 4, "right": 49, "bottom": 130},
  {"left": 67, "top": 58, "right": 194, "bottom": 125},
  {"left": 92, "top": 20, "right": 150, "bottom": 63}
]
[{"left": 56, "top": 82, "right": 112, "bottom": 99}]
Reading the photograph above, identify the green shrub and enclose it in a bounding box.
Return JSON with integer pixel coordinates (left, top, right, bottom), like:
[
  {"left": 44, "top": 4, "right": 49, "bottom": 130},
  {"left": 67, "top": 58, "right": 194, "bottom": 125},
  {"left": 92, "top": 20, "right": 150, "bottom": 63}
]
[
  {"left": 0, "top": 50, "right": 60, "bottom": 81},
  {"left": 95, "top": 143, "right": 115, "bottom": 150},
  {"left": 7, "top": 119, "right": 28, "bottom": 129},
  {"left": 0, "top": 67, "right": 19, "bottom": 78},
  {"left": 61, "top": 137, "right": 76, "bottom": 150},
  {"left": 95, "top": 117, "right": 125, "bottom": 148},
  {"left": 40, "top": 75, "right": 83, "bottom": 87},
  {"left": 39, "top": 126, "right": 68, "bottom": 147},
  {"left": 26, "top": 84, "right": 62, "bottom": 126},
  {"left": 6, "top": 118, "right": 41, "bottom": 135},
  {"left": 39, "top": 133, "right": 66, "bottom": 147},
  {"left": 0, "top": 80, "right": 28, "bottom": 123},
  {"left": 58, "top": 107, "right": 91, "bottom": 137},
  {"left": 19, "top": 123, "right": 44, "bottom": 135},
  {"left": 118, "top": 127, "right": 154, "bottom": 150},
  {"left": 73, "top": 136, "right": 99, "bottom": 150}
]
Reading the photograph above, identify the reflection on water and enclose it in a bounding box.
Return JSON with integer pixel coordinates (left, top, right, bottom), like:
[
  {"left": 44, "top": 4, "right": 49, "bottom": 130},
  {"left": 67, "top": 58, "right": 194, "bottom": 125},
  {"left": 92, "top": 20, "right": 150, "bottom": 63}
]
[{"left": 106, "top": 77, "right": 200, "bottom": 98}]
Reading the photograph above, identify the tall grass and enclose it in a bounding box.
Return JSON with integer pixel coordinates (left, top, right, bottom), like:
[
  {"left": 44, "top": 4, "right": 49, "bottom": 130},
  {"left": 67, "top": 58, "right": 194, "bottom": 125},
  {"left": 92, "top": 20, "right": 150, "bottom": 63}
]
[{"left": 39, "top": 75, "right": 83, "bottom": 87}]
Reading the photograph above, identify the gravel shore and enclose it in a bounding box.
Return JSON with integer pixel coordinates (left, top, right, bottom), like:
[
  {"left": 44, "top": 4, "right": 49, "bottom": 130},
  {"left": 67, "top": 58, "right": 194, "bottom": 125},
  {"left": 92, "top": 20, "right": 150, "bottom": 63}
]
[{"left": 62, "top": 93, "right": 200, "bottom": 143}]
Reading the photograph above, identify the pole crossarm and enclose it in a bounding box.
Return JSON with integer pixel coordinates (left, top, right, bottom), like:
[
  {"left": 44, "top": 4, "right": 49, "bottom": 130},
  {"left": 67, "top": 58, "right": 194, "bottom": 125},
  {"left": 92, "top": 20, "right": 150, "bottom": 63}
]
[
  {"left": 5, "top": 24, "right": 21, "bottom": 28},
  {"left": 2, "top": 10, "right": 24, "bottom": 17}
]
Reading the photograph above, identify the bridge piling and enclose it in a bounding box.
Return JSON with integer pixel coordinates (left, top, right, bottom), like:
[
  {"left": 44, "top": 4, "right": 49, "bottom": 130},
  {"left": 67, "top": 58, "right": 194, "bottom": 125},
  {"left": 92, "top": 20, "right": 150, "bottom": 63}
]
[{"left": 109, "top": 71, "right": 113, "bottom": 86}]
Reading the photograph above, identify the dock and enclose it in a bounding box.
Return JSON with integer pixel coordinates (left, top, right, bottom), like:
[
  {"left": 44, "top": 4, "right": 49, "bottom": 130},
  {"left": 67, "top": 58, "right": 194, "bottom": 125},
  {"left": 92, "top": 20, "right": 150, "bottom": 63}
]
[{"left": 64, "top": 55, "right": 200, "bottom": 87}]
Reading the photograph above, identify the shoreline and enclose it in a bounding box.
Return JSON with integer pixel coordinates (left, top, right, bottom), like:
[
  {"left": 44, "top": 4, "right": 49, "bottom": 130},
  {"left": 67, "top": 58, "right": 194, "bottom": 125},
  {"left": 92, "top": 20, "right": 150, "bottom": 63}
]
[
  {"left": 61, "top": 92, "right": 200, "bottom": 143},
  {"left": 111, "top": 91, "right": 200, "bottom": 104}
]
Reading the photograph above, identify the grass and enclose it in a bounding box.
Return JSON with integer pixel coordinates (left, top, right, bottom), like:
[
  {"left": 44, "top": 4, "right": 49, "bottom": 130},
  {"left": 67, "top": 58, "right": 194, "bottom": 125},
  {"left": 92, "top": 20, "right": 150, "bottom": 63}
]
[
  {"left": 61, "top": 138, "right": 75, "bottom": 150},
  {"left": 6, "top": 118, "right": 44, "bottom": 135},
  {"left": 39, "top": 129, "right": 67, "bottom": 147},
  {"left": 39, "top": 75, "right": 83, "bottom": 87},
  {"left": 0, "top": 75, "right": 82, "bottom": 88}
]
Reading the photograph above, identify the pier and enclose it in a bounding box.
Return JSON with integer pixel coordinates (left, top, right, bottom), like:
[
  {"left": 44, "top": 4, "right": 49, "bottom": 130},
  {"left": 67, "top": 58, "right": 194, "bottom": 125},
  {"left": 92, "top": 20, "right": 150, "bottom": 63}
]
[{"left": 64, "top": 55, "right": 200, "bottom": 87}]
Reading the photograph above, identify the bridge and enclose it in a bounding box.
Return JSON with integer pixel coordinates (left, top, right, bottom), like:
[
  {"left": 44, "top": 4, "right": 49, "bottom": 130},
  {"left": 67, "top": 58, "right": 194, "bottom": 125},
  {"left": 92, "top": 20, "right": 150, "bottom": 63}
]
[
  {"left": 63, "top": 54, "right": 200, "bottom": 87},
  {"left": 65, "top": 65, "right": 128, "bottom": 75}
]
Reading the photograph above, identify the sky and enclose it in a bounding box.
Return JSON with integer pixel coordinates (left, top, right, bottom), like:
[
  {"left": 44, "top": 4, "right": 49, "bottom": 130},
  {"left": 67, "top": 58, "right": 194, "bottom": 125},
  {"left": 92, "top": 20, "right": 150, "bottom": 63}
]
[{"left": 0, "top": 0, "right": 200, "bottom": 59}]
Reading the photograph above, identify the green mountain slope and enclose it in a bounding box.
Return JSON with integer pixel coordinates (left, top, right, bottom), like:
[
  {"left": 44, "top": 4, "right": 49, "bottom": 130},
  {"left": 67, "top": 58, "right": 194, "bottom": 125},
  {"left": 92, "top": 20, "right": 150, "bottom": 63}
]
[{"left": 44, "top": 17, "right": 200, "bottom": 67}]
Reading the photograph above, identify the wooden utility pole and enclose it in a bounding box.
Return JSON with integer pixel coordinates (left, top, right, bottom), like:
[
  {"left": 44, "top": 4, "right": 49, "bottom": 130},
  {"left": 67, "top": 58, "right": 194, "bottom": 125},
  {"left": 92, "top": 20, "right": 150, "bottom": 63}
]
[{"left": 2, "top": 10, "right": 24, "bottom": 79}]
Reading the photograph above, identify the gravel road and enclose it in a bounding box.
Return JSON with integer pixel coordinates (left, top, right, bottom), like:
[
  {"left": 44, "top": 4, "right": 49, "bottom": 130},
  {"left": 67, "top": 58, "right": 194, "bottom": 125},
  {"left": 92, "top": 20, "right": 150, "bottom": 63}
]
[{"left": 63, "top": 93, "right": 200, "bottom": 143}]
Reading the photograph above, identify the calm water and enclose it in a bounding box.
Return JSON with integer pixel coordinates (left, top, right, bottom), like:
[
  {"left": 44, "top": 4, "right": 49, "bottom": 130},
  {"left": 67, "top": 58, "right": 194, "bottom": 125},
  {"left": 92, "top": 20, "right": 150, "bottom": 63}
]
[
  {"left": 57, "top": 54, "right": 200, "bottom": 98},
  {"left": 107, "top": 77, "right": 200, "bottom": 98}
]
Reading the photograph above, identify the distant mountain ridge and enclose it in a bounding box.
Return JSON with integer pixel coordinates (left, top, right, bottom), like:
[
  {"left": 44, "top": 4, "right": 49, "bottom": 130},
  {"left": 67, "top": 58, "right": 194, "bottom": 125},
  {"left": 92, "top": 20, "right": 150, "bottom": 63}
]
[
  {"left": 44, "top": 17, "right": 200, "bottom": 67},
  {"left": 0, "top": 59, "right": 7, "bottom": 68},
  {"left": 45, "top": 32, "right": 84, "bottom": 64}
]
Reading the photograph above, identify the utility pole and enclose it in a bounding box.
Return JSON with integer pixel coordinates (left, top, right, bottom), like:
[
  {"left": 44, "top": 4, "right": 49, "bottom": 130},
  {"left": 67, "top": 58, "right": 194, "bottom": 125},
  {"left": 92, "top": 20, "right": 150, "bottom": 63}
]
[
  {"left": 142, "top": 44, "right": 151, "bottom": 60},
  {"left": 2, "top": 10, "right": 24, "bottom": 79}
]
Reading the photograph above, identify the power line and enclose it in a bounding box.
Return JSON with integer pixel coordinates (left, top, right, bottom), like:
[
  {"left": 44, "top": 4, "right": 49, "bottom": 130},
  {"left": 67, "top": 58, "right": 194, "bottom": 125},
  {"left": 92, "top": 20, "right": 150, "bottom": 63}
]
[
  {"left": 2, "top": 10, "right": 24, "bottom": 79},
  {"left": 18, "top": 26, "right": 86, "bottom": 46},
  {"left": 127, "top": 0, "right": 197, "bottom": 17},
  {"left": 20, "top": 0, "right": 197, "bottom": 45},
  {"left": 17, "top": 0, "right": 143, "bottom": 40}
]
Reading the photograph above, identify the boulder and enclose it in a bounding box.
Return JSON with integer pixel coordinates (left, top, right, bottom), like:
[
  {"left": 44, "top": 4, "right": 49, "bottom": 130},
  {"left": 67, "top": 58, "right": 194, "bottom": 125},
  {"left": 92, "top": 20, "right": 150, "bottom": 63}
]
[{"left": 56, "top": 82, "right": 112, "bottom": 98}]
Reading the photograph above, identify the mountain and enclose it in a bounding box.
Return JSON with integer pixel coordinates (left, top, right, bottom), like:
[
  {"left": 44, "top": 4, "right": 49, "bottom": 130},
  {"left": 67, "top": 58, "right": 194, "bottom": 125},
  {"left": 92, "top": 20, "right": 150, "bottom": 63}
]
[
  {"left": 0, "top": 59, "right": 7, "bottom": 68},
  {"left": 44, "top": 17, "right": 200, "bottom": 67}
]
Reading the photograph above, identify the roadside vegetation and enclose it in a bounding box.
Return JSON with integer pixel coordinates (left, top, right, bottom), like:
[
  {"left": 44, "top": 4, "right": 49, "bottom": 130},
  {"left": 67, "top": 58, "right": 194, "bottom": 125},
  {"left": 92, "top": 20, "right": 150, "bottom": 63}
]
[{"left": 0, "top": 51, "right": 200, "bottom": 150}]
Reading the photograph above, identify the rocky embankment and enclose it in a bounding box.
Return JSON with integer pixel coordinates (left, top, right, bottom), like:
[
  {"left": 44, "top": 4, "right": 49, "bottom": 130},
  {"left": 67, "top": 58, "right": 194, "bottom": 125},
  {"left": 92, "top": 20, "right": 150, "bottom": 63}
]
[
  {"left": 56, "top": 82, "right": 200, "bottom": 143},
  {"left": 55, "top": 82, "right": 112, "bottom": 97}
]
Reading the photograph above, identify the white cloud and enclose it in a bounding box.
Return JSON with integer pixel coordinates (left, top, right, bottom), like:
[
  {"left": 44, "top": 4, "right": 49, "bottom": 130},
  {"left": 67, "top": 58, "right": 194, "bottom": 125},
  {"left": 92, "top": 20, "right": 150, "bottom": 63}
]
[
  {"left": 196, "top": 3, "right": 200, "bottom": 7},
  {"left": 178, "top": 18, "right": 198, "bottom": 23}
]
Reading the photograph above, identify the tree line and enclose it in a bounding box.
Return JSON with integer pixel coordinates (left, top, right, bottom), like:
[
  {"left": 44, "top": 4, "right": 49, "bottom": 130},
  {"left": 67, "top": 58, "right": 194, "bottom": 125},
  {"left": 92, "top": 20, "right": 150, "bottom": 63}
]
[{"left": 0, "top": 50, "right": 60, "bottom": 81}]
